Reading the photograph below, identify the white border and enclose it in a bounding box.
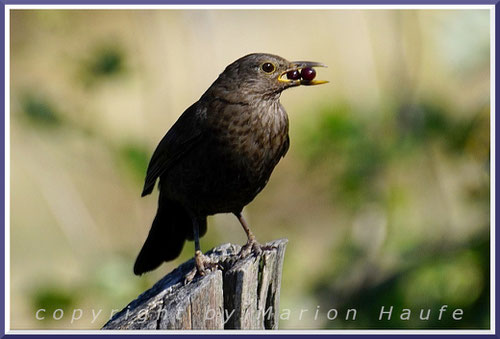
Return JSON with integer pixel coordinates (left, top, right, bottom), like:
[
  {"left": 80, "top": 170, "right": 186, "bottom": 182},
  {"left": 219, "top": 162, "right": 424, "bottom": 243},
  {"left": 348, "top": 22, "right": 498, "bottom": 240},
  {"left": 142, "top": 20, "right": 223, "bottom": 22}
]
[
  {"left": 4, "top": 4, "right": 496, "bottom": 335},
  {"left": 4, "top": 3, "right": 10, "bottom": 336}
]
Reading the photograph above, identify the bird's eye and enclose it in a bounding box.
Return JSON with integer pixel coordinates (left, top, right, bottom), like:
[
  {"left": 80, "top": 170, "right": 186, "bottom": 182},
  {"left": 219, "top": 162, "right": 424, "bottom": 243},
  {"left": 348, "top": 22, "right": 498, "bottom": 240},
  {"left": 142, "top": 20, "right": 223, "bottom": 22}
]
[{"left": 261, "top": 62, "right": 275, "bottom": 73}]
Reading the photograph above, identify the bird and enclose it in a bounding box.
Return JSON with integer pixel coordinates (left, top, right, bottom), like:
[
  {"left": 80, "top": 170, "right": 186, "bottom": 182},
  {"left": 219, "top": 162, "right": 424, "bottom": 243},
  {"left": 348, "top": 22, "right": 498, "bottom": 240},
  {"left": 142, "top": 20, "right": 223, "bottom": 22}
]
[{"left": 133, "top": 53, "right": 327, "bottom": 276}]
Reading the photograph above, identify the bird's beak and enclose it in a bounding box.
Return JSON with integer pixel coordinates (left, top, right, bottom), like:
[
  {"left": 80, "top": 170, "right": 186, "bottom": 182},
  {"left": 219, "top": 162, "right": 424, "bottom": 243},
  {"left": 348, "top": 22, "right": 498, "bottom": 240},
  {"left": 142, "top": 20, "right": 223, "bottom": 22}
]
[{"left": 278, "top": 61, "right": 329, "bottom": 86}]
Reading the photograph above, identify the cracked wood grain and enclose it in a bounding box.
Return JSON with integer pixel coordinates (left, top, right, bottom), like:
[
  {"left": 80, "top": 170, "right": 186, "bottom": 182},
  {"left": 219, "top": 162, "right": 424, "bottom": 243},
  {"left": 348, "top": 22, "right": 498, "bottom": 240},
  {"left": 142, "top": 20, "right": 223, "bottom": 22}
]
[{"left": 102, "top": 239, "right": 287, "bottom": 330}]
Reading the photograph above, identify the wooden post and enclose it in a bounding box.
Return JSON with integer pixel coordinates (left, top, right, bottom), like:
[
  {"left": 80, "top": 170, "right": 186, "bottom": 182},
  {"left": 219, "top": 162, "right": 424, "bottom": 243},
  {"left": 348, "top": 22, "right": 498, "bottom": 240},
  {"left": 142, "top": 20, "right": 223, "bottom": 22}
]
[{"left": 102, "top": 239, "right": 287, "bottom": 330}]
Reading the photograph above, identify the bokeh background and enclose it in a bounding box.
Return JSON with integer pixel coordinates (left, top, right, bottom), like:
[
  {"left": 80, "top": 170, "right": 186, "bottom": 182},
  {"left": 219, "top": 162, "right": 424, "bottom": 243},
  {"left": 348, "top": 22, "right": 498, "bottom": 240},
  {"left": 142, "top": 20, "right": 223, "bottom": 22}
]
[{"left": 10, "top": 9, "right": 491, "bottom": 330}]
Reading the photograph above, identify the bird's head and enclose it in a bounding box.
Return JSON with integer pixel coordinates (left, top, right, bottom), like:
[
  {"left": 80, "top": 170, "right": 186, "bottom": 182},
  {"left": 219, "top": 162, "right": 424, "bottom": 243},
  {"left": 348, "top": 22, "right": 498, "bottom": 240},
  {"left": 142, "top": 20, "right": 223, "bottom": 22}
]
[{"left": 206, "top": 53, "right": 328, "bottom": 102}]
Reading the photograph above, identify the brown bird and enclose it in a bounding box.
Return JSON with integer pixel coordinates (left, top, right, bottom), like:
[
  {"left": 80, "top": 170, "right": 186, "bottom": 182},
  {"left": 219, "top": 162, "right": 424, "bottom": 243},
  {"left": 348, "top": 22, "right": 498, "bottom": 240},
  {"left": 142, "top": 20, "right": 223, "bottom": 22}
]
[{"left": 134, "top": 53, "right": 327, "bottom": 276}]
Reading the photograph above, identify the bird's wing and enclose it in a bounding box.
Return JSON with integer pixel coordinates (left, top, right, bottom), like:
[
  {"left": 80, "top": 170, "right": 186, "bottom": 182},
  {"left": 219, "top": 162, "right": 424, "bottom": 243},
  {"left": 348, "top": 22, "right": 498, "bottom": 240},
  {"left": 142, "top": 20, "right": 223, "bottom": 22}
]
[{"left": 141, "top": 102, "right": 205, "bottom": 197}]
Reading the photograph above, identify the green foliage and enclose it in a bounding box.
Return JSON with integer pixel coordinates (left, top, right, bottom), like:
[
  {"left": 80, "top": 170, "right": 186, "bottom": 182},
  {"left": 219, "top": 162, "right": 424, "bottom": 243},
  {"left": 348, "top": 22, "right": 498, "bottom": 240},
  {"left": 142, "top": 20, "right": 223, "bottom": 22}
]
[
  {"left": 91, "top": 257, "right": 153, "bottom": 307},
  {"left": 402, "top": 251, "right": 483, "bottom": 308},
  {"left": 299, "top": 101, "right": 489, "bottom": 210},
  {"left": 89, "top": 48, "right": 124, "bottom": 77},
  {"left": 300, "top": 103, "right": 386, "bottom": 209},
  {"left": 299, "top": 101, "right": 490, "bottom": 329},
  {"left": 117, "top": 143, "right": 150, "bottom": 183},
  {"left": 20, "top": 93, "right": 62, "bottom": 127},
  {"left": 313, "top": 237, "right": 489, "bottom": 329},
  {"left": 79, "top": 44, "right": 126, "bottom": 87},
  {"left": 32, "top": 285, "right": 77, "bottom": 319},
  {"left": 396, "top": 102, "right": 489, "bottom": 159}
]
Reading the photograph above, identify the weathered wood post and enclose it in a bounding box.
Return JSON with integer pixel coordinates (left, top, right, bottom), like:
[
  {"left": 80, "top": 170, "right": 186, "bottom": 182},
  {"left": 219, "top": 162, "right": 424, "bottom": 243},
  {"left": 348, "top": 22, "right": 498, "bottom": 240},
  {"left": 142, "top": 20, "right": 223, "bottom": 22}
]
[{"left": 102, "top": 238, "right": 287, "bottom": 330}]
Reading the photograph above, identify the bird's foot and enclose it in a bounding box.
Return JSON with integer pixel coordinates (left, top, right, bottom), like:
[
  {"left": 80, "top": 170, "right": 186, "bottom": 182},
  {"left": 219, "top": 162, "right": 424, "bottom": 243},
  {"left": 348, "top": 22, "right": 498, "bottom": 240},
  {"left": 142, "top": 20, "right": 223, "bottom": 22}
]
[
  {"left": 184, "top": 250, "right": 219, "bottom": 284},
  {"left": 239, "top": 237, "right": 276, "bottom": 258}
]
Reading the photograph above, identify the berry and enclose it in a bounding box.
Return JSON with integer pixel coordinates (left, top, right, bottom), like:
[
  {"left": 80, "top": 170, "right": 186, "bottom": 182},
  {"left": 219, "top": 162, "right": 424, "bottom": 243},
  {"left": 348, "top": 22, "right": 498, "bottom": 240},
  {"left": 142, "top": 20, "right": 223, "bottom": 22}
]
[
  {"left": 301, "top": 67, "right": 316, "bottom": 81},
  {"left": 286, "top": 70, "right": 301, "bottom": 80}
]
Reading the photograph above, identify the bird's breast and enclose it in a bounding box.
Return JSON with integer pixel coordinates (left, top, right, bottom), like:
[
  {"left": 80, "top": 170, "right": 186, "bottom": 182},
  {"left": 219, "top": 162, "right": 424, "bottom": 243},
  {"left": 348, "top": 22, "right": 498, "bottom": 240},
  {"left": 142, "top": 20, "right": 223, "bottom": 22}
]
[{"left": 208, "top": 99, "right": 289, "bottom": 182}]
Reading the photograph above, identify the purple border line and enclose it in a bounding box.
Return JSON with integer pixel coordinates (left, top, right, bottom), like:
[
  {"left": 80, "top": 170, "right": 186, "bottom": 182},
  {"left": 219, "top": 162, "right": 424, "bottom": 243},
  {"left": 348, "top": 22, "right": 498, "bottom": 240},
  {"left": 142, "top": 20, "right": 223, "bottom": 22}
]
[
  {"left": 1, "top": 1, "right": 497, "bottom": 337},
  {"left": 495, "top": 2, "right": 499, "bottom": 338},
  {"left": 2, "top": 335, "right": 499, "bottom": 338},
  {"left": 0, "top": 0, "right": 4, "bottom": 337},
  {"left": 1, "top": 0, "right": 499, "bottom": 5},
  {"left": 2, "top": 334, "right": 497, "bottom": 338},
  {"left": 0, "top": 0, "right": 6, "bottom": 337}
]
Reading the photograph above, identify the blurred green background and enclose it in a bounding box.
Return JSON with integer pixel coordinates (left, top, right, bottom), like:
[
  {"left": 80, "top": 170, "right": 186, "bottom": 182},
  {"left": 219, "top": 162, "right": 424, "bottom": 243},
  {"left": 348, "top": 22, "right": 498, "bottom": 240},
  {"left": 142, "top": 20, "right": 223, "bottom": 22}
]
[{"left": 10, "top": 9, "right": 490, "bottom": 329}]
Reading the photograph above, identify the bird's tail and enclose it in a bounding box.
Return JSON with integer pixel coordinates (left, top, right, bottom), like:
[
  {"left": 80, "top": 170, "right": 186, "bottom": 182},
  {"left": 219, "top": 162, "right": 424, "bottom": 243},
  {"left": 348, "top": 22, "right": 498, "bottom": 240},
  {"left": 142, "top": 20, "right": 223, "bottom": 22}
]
[{"left": 133, "top": 198, "right": 206, "bottom": 275}]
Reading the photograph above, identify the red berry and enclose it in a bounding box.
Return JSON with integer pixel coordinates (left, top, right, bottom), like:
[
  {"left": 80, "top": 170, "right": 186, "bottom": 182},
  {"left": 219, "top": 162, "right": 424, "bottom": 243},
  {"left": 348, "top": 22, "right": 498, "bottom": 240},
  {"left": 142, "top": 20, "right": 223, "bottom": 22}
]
[
  {"left": 301, "top": 67, "right": 316, "bottom": 81},
  {"left": 287, "top": 70, "right": 301, "bottom": 80}
]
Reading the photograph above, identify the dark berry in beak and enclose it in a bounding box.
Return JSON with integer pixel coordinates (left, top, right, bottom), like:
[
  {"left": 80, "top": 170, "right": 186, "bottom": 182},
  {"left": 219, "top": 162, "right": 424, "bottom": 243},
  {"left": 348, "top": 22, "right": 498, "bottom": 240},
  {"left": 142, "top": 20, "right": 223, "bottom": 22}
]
[
  {"left": 300, "top": 67, "right": 316, "bottom": 81},
  {"left": 286, "top": 70, "right": 301, "bottom": 80}
]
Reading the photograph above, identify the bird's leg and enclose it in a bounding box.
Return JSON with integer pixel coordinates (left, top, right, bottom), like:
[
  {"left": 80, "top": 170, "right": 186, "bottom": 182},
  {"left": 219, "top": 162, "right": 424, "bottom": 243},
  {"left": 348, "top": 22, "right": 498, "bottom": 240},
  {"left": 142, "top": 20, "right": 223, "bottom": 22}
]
[
  {"left": 184, "top": 214, "right": 218, "bottom": 284},
  {"left": 235, "top": 212, "right": 275, "bottom": 258},
  {"left": 192, "top": 218, "right": 205, "bottom": 274}
]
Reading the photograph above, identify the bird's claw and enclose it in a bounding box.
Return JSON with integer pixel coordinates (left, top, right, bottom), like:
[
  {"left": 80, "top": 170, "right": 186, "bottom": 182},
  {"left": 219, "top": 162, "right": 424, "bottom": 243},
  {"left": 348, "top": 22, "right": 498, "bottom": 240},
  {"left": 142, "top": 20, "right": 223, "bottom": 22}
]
[
  {"left": 260, "top": 243, "right": 278, "bottom": 252},
  {"left": 184, "top": 268, "right": 198, "bottom": 284},
  {"left": 239, "top": 238, "right": 276, "bottom": 259},
  {"left": 184, "top": 250, "right": 219, "bottom": 285}
]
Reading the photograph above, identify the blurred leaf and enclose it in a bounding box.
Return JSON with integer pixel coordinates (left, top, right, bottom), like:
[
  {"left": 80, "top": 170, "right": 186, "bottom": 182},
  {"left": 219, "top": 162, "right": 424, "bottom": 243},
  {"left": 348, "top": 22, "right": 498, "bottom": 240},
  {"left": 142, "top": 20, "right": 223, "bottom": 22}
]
[
  {"left": 402, "top": 251, "right": 483, "bottom": 307},
  {"left": 20, "top": 93, "right": 61, "bottom": 127},
  {"left": 456, "top": 107, "right": 490, "bottom": 165},
  {"left": 396, "top": 103, "right": 451, "bottom": 144},
  {"left": 32, "top": 286, "right": 76, "bottom": 317},
  {"left": 313, "top": 236, "right": 489, "bottom": 329},
  {"left": 299, "top": 104, "right": 386, "bottom": 209},
  {"left": 118, "top": 143, "right": 150, "bottom": 183},
  {"left": 302, "top": 104, "right": 361, "bottom": 160},
  {"left": 91, "top": 257, "right": 149, "bottom": 305},
  {"left": 79, "top": 43, "right": 126, "bottom": 87},
  {"left": 89, "top": 47, "right": 124, "bottom": 77}
]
